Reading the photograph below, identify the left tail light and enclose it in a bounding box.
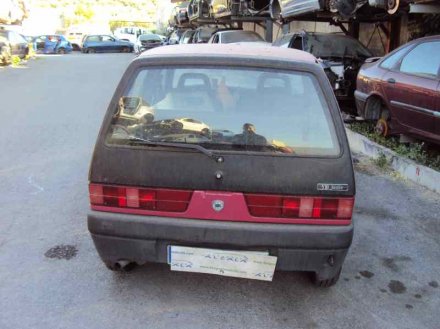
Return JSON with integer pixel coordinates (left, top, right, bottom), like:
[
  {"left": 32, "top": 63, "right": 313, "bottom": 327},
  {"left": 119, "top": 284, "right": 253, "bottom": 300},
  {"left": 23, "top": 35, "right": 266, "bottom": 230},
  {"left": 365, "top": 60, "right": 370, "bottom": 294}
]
[{"left": 89, "top": 184, "right": 193, "bottom": 213}]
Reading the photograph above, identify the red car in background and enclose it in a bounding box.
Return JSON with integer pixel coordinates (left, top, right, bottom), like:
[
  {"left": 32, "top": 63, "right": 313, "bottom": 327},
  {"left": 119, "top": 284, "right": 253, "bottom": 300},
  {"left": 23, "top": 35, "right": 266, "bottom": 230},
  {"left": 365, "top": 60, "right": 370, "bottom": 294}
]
[{"left": 355, "top": 35, "right": 440, "bottom": 145}]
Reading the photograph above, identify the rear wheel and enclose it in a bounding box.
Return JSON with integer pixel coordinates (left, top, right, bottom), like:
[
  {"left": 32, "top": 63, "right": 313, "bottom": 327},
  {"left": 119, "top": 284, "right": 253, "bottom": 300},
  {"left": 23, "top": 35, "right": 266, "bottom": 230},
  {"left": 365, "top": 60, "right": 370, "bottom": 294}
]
[
  {"left": 375, "top": 108, "right": 391, "bottom": 137},
  {"left": 88, "top": 48, "right": 96, "bottom": 54},
  {"left": 57, "top": 47, "right": 66, "bottom": 54},
  {"left": 312, "top": 267, "right": 342, "bottom": 288}
]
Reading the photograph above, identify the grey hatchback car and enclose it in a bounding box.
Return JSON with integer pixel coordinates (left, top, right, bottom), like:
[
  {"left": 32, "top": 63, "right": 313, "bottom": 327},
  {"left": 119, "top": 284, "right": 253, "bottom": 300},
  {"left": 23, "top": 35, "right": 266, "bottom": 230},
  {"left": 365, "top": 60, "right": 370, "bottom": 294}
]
[{"left": 88, "top": 45, "right": 355, "bottom": 287}]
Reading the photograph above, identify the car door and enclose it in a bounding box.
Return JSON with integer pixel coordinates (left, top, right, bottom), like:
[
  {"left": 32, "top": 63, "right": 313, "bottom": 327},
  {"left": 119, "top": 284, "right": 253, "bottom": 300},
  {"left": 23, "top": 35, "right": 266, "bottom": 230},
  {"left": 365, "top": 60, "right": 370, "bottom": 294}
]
[
  {"left": 100, "top": 35, "right": 115, "bottom": 52},
  {"left": 34, "top": 35, "right": 46, "bottom": 52},
  {"left": 382, "top": 40, "right": 440, "bottom": 135},
  {"left": 45, "top": 35, "right": 59, "bottom": 53}
]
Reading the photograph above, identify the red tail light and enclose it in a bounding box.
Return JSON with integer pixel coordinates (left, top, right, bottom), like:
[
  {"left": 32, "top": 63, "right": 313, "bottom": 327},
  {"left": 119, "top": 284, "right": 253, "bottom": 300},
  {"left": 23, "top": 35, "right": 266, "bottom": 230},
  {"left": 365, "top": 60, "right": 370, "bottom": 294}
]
[
  {"left": 89, "top": 184, "right": 192, "bottom": 213},
  {"left": 244, "top": 194, "right": 354, "bottom": 220}
]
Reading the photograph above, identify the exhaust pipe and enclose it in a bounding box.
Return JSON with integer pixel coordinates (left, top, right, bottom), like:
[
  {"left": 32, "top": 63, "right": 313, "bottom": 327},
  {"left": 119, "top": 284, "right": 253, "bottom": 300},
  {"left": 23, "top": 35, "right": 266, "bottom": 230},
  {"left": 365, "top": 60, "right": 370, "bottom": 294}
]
[{"left": 115, "top": 260, "right": 136, "bottom": 272}]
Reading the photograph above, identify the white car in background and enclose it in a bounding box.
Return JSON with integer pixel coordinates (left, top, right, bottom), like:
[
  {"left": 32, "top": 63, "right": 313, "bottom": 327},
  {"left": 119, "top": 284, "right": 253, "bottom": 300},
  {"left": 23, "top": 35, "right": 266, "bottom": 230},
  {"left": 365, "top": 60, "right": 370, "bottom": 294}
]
[
  {"left": 175, "top": 118, "right": 210, "bottom": 133},
  {"left": 134, "top": 34, "right": 163, "bottom": 54},
  {"left": 208, "top": 30, "right": 265, "bottom": 44},
  {"left": 114, "top": 27, "right": 152, "bottom": 44}
]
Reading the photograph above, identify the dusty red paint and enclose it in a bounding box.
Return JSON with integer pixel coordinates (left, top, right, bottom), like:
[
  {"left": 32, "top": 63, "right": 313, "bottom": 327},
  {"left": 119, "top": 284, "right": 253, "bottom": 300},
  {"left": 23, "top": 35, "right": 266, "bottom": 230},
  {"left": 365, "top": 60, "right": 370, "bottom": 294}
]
[{"left": 356, "top": 35, "right": 440, "bottom": 145}]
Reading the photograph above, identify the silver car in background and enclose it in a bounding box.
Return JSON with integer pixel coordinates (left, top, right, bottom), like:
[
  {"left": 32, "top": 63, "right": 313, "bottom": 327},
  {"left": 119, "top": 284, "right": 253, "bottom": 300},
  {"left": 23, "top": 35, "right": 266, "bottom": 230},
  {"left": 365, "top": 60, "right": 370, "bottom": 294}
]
[{"left": 135, "top": 34, "right": 163, "bottom": 54}]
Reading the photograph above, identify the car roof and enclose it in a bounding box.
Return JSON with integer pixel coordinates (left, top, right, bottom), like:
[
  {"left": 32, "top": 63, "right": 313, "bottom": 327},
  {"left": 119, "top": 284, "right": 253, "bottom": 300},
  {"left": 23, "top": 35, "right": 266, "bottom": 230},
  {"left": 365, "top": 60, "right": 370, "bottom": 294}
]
[
  {"left": 216, "top": 30, "right": 256, "bottom": 35},
  {"left": 408, "top": 34, "right": 440, "bottom": 43},
  {"left": 138, "top": 44, "right": 317, "bottom": 64}
]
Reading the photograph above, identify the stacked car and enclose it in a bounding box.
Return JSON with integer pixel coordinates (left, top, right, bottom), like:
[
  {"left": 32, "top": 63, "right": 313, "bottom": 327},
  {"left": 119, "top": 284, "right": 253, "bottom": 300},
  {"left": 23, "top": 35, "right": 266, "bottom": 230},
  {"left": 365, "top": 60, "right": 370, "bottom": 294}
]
[{"left": 170, "top": 0, "right": 417, "bottom": 24}]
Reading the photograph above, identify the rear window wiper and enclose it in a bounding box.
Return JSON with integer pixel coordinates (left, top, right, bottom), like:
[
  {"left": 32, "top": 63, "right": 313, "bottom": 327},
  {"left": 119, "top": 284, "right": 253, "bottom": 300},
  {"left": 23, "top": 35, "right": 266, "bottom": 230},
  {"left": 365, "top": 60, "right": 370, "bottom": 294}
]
[{"left": 127, "top": 136, "right": 218, "bottom": 160}]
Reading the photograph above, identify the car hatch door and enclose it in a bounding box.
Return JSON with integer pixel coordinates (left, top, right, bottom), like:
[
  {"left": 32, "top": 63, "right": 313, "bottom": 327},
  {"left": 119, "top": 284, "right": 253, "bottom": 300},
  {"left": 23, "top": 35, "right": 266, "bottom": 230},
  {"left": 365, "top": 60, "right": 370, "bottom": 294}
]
[{"left": 45, "top": 36, "right": 58, "bottom": 53}]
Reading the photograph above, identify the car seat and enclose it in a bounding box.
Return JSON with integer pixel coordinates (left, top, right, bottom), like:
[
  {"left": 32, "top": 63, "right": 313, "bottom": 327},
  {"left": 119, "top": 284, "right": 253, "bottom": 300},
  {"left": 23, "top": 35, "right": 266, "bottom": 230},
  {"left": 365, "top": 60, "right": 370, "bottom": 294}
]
[{"left": 154, "top": 72, "right": 218, "bottom": 112}]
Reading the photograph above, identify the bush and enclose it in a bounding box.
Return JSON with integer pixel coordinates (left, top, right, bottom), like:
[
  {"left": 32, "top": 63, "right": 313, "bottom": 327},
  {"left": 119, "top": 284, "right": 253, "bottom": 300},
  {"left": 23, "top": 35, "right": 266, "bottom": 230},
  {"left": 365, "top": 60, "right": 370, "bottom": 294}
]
[
  {"left": 349, "top": 122, "right": 440, "bottom": 171},
  {"left": 11, "top": 55, "right": 21, "bottom": 66},
  {"left": 374, "top": 152, "right": 388, "bottom": 169}
]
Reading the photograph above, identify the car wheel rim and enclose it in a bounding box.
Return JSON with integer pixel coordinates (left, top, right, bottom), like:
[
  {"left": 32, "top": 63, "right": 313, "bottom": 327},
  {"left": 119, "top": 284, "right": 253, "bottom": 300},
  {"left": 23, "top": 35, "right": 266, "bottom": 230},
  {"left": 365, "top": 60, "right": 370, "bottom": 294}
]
[
  {"left": 387, "top": 0, "right": 399, "bottom": 14},
  {"left": 375, "top": 119, "right": 389, "bottom": 137}
]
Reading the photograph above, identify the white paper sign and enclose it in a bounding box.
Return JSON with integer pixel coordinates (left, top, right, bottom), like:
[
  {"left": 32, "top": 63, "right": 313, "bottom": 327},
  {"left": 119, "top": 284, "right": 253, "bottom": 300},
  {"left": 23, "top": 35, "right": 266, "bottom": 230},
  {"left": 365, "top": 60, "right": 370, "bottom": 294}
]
[{"left": 168, "top": 246, "right": 277, "bottom": 281}]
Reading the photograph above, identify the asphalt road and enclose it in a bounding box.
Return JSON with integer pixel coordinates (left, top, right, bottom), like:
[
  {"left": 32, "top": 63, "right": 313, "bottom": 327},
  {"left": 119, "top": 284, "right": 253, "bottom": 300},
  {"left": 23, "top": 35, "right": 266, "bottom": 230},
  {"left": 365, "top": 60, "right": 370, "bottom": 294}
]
[{"left": 0, "top": 53, "right": 439, "bottom": 329}]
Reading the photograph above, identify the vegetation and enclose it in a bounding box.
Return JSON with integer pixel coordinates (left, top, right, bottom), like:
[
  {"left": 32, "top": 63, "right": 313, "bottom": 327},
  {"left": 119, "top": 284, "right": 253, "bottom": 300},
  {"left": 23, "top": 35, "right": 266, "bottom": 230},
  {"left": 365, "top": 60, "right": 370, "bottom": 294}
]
[
  {"left": 349, "top": 122, "right": 440, "bottom": 171},
  {"left": 373, "top": 152, "right": 388, "bottom": 169},
  {"left": 11, "top": 55, "right": 22, "bottom": 66}
]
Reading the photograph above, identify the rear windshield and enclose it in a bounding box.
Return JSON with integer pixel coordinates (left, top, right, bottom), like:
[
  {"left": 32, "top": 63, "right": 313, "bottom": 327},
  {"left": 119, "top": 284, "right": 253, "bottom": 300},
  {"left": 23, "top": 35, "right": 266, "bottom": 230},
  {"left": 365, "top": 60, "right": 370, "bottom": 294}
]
[
  {"left": 139, "top": 34, "right": 162, "bottom": 42},
  {"left": 222, "top": 31, "right": 264, "bottom": 43},
  {"left": 106, "top": 66, "right": 340, "bottom": 156},
  {"left": 305, "top": 34, "right": 373, "bottom": 59}
]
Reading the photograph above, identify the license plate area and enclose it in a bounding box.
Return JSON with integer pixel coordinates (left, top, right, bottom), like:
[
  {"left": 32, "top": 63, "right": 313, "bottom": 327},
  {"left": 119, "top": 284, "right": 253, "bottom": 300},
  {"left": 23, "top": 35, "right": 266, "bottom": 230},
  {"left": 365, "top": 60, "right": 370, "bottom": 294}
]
[{"left": 167, "top": 245, "right": 277, "bottom": 281}]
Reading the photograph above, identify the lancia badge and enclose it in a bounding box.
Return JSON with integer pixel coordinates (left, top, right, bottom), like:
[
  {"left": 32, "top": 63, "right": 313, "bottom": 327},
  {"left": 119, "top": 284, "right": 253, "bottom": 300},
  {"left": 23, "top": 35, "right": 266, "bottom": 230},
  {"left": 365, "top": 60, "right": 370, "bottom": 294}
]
[{"left": 212, "top": 200, "right": 224, "bottom": 212}]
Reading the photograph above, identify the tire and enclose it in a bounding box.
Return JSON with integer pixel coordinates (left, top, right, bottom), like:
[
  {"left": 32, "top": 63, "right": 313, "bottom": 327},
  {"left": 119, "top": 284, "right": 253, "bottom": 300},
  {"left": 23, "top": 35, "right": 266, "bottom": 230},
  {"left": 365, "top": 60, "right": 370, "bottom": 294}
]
[
  {"left": 270, "top": 0, "right": 282, "bottom": 21},
  {"left": 57, "top": 48, "right": 66, "bottom": 54},
  {"left": 121, "top": 47, "right": 130, "bottom": 53},
  {"left": 312, "top": 267, "right": 342, "bottom": 288},
  {"left": 375, "top": 107, "right": 391, "bottom": 137},
  {"left": 88, "top": 48, "right": 96, "bottom": 54},
  {"left": 387, "top": 0, "right": 400, "bottom": 15}
]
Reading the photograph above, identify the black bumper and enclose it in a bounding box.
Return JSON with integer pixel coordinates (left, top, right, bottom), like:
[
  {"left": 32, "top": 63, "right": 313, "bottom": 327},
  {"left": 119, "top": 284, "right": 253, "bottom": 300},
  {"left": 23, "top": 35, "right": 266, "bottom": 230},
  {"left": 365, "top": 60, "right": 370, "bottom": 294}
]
[{"left": 88, "top": 211, "right": 354, "bottom": 279}]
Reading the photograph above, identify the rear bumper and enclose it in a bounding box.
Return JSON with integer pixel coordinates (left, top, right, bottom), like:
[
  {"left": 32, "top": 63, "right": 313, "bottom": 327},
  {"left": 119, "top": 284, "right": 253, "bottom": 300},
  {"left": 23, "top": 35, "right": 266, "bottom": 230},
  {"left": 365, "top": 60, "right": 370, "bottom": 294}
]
[{"left": 88, "top": 211, "right": 353, "bottom": 278}]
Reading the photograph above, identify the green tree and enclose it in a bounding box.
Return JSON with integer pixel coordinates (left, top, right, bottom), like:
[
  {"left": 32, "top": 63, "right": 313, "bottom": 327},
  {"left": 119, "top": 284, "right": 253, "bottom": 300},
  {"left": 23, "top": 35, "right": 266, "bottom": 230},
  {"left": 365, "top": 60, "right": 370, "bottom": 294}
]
[{"left": 74, "top": 4, "right": 95, "bottom": 21}]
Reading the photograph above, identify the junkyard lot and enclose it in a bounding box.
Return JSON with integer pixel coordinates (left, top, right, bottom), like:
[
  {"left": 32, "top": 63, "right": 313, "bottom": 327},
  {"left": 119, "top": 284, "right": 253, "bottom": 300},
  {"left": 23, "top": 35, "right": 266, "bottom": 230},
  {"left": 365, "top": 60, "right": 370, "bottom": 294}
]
[{"left": 0, "top": 54, "right": 438, "bottom": 329}]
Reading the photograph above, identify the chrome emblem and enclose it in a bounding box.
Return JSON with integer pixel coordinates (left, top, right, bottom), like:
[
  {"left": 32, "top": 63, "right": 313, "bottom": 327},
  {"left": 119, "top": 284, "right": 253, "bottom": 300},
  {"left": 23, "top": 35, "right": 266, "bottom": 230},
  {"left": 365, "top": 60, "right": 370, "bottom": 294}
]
[{"left": 212, "top": 200, "right": 224, "bottom": 212}]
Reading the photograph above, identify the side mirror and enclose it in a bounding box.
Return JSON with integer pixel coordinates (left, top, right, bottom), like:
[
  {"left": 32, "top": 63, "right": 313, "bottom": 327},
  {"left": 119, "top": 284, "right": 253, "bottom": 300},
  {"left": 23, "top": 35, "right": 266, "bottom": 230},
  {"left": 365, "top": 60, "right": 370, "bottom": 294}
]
[{"left": 364, "top": 57, "right": 381, "bottom": 63}]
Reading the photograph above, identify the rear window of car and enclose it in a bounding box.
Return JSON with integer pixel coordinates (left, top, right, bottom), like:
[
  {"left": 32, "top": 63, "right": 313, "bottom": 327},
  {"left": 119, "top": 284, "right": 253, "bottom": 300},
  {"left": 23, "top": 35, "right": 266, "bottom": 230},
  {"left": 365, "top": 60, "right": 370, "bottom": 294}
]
[
  {"left": 106, "top": 66, "right": 340, "bottom": 157},
  {"left": 304, "top": 34, "right": 372, "bottom": 58},
  {"left": 221, "top": 31, "right": 263, "bottom": 43},
  {"left": 139, "top": 34, "right": 162, "bottom": 42}
]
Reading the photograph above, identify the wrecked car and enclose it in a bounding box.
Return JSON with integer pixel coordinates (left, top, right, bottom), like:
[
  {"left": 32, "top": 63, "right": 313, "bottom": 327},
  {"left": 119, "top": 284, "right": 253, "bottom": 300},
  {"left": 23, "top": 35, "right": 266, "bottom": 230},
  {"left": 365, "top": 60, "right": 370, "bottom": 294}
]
[
  {"left": 88, "top": 44, "right": 356, "bottom": 287},
  {"left": 355, "top": 35, "right": 440, "bottom": 145},
  {"left": 210, "top": 0, "right": 270, "bottom": 18},
  {"left": 273, "top": 31, "right": 374, "bottom": 112}
]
